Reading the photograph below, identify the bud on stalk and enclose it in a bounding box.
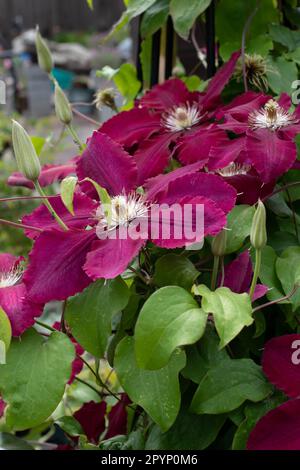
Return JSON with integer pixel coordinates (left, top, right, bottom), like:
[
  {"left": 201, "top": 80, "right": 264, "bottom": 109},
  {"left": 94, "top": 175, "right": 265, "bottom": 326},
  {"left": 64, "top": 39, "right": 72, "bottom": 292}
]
[
  {"left": 12, "top": 120, "right": 41, "bottom": 182},
  {"left": 35, "top": 27, "right": 53, "bottom": 74},
  {"left": 250, "top": 200, "right": 267, "bottom": 250},
  {"left": 54, "top": 83, "right": 73, "bottom": 125},
  {"left": 211, "top": 230, "right": 227, "bottom": 257}
]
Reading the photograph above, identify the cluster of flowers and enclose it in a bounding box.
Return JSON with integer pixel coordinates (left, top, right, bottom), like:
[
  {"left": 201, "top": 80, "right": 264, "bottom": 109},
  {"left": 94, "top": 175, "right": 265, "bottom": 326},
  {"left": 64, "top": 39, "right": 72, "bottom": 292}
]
[{"left": 2, "top": 50, "right": 300, "bottom": 340}]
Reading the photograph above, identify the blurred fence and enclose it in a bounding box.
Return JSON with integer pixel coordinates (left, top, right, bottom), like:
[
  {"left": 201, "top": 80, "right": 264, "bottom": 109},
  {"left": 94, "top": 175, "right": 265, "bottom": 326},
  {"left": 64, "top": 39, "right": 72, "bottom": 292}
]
[{"left": 0, "top": 0, "right": 124, "bottom": 41}]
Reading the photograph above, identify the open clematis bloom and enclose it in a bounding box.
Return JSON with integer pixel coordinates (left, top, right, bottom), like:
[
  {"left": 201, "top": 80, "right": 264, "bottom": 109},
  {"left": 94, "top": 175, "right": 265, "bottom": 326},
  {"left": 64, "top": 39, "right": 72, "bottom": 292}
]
[
  {"left": 220, "top": 250, "right": 268, "bottom": 300},
  {"left": 0, "top": 253, "right": 43, "bottom": 336},
  {"left": 213, "top": 91, "right": 300, "bottom": 184},
  {"left": 100, "top": 52, "right": 240, "bottom": 184},
  {"left": 248, "top": 334, "right": 300, "bottom": 450},
  {"left": 23, "top": 132, "right": 236, "bottom": 305},
  {"left": 7, "top": 157, "right": 78, "bottom": 189}
]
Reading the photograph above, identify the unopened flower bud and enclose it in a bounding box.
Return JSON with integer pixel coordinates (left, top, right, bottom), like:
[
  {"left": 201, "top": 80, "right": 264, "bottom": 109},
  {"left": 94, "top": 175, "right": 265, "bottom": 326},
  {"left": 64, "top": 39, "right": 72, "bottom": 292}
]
[
  {"left": 250, "top": 200, "right": 267, "bottom": 250},
  {"left": 93, "top": 88, "right": 117, "bottom": 111},
  {"left": 36, "top": 27, "right": 53, "bottom": 74},
  {"left": 211, "top": 229, "right": 227, "bottom": 257},
  {"left": 54, "top": 83, "right": 73, "bottom": 125},
  {"left": 12, "top": 120, "right": 41, "bottom": 182}
]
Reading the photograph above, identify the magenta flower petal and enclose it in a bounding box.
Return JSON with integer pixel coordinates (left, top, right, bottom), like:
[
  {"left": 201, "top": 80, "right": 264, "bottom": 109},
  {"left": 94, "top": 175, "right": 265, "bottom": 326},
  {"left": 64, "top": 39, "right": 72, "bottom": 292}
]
[
  {"left": 134, "top": 133, "right": 173, "bottom": 185},
  {"left": 156, "top": 173, "right": 236, "bottom": 215},
  {"left": 262, "top": 334, "right": 300, "bottom": 398},
  {"left": 199, "top": 51, "right": 240, "bottom": 110},
  {"left": 145, "top": 161, "right": 205, "bottom": 201},
  {"left": 8, "top": 158, "right": 78, "bottom": 189},
  {"left": 151, "top": 195, "right": 226, "bottom": 249},
  {"left": 77, "top": 132, "right": 138, "bottom": 196},
  {"left": 140, "top": 78, "right": 190, "bottom": 111},
  {"left": 247, "top": 399, "right": 300, "bottom": 450},
  {"left": 252, "top": 283, "right": 268, "bottom": 301},
  {"left": 0, "top": 283, "right": 43, "bottom": 336},
  {"left": 24, "top": 229, "right": 96, "bottom": 303},
  {"left": 0, "top": 253, "right": 22, "bottom": 273},
  {"left": 224, "top": 173, "right": 274, "bottom": 205},
  {"left": 246, "top": 129, "right": 297, "bottom": 183},
  {"left": 100, "top": 107, "right": 161, "bottom": 147},
  {"left": 74, "top": 401, "right": 106, "bottom": 444},
  {"left": 84, "top": 236, "right": 145, "bottom": 280},
  {"left": 22, "top": 192, "right": 98, "bottom": 239},
  {"left": 177, "top": 126, "right": 226, "bottom": 166},
  {"left": 223, "top": 251, "right": 252, "bottom": 293},
  {"left": 0, "top": 398, "right": 5, "bottom": 418},
  {"left": 208, "top": 136, "right": 245, "bottom": 170},
  {"left": 105, "top": 394, "right": 131, "bottom": 439}
]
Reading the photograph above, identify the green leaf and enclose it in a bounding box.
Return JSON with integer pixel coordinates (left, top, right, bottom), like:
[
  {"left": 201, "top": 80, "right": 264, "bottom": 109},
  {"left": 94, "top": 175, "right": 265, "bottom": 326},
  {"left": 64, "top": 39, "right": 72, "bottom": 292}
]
[
  {"left": 154, "top": 254, "right": 199, "bottom": 289},
  {"left": 146, "top": 410, "right": 226, "bottom": 450},
  {"left": 141, "top": 0, "right": 169, "bottom": 38},
  {"left": 31, "top": 136, "right": 45, "bottom": 156},
  {"left": 170, "top": 0, "right": 212, "bottom": 39},
  {"left": 181, "top": 75, "right": 202, "bottom": 91},
  {"left": 0, "top": 329, "right": 74, "bottom": 430},
  {"left": 276, "top": 246, "right": 300, "bottom": 311},
  {"left": 65, "top": 278, "right": 130, "bottom": 357},
  {"left": 225, "top": 205, "right": 255, "bottom": 254},
  {"left": 115, "top": 337, "right": 185, "bottom": 431},
  {"left": 0, "top": 433, "right": 34, "bottom": 450},
  {"left": 83, "top": 177, "right": 112, "bottom": 220},
  {"left": 196, "top": 285, "right": 253, "bottom": 348},
  {"left": 55, "top": 416, "right": 84, "bottom": 437},
  {"left": 97, "top": 64, "right": 141, "bottom": 109},
  {"left": 269, "top": 23, "right": 300, "bottom": 51},
  {"left": 182, "top": 325, "right": 229, "bottom": 384},
  {"left": 190, "top": 359, "right": 272, "bottom": 414},
  {"left": 60, "top": 176, "right": 78, "bottom": 215},
  {"left": 267, "top": 56, "right": 298, "bottom": 95},
  {"left": 86, "top": 0, "right": 93, "bottom": 10},
  {"left": 140, "top": 37, "right": 152, "bottom": 90},
  {"left": 0, "top": 307, "right": 12, "bottom": 359},
  {"left": 135, "top": 286, "right": 207, "bottom": 369}
]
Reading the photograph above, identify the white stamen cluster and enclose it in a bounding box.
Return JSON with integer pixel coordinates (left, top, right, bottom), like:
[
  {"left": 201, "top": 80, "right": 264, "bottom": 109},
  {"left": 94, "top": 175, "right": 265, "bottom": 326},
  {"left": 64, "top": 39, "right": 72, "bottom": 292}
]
[
  {"left": 0, "top": 265, "right": 23, "bottom": 289},
  {"left": 249, "top": 99, "right": 297, "bottom": 131},
  {"left": 216, "top": 162, "right": 251, "bottom": 177},
  {"left": 162, "top": 102, "right": 202, "bottom": 132},
  {"left": 96, "top": 193, "right": 150, "bottom": 233}
]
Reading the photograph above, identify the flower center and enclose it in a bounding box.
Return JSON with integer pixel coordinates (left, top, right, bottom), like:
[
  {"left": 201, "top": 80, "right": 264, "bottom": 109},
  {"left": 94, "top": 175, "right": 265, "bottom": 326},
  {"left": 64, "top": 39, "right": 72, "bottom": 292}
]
[
  {"left": 248, "top": 99, "right": 297, "bottom": 130},
  {"left": 0, "top": 265, "right": 23, "bottom": 289},
  {"left": 162, "top": 103, "right": 202, "bottom": 132},
  {"left": 216, "top": 162, "right": 251, "bottom": 177},
  {"left": 96, "top": 193, "right": 150, "bottom": 234}
]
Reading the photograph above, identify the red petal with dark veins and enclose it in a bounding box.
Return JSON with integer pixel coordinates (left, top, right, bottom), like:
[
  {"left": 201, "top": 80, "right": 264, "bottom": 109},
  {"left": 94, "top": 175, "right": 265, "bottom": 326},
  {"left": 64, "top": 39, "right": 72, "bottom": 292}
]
[
  {"left": 74, "top": 401, "right": 106, "bottom": 444},
  {"left": 77, "top": 132, "right": 138, "bottom": 196},
  {"left": 224, "top": 173, "right": 274, "bottom": 205},
  {"left": 134, "top": 133, "right": 173, "bottom": 186},
  {"left": 176, "top": 126, "right": 226, "bottom": 166},
  {"left": 140, "top": 78, "right": 190, "bottom": 111},
  {"left": 0, "top": 253, "right": 22, "bottom": 274},
  {"left": 105, "top": 394, "right": 131, "bottom": 439},
  {"left": 84, "top": 235, "right": 145, "bottom": 280},
  {"left": 22, "top": 192, "right": 98, "bottom": 239},
  {"left": 100, "top": 107, "right": 161, "bottom": 147},
  {"left": 246, "top": 129, "right": 297, "bottom": 183},
  {"left": 247, "top": 399, "right": 300, "bottom": 450},
  {"left": 23, "top": 229, "right": 96, "bottom": 304},
  {"left": 208, "top": 136, "right": 245, "bottom": 170},
  {"left": 262, "top": 334, "right": 300, "bottom": 398}
]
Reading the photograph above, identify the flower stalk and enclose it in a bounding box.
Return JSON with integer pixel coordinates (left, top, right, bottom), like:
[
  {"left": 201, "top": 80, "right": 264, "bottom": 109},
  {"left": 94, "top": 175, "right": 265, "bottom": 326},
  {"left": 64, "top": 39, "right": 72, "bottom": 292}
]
[{"left": 34, "top": 181, "right": 68, "bottom": 231}]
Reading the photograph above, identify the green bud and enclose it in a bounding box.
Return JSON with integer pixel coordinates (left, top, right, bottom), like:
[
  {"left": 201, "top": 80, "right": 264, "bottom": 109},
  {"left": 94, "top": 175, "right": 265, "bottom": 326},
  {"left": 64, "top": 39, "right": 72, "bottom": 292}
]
[
  {"left": 211, "top": 229, "right": 227, "bottom": 257},
  {"left": 36, "top": 27, "right": 53, "bottom": 74},
  {"left": 12, "top": 120, "right": 41, "bottom": 182},
  {"left": 54, "top": 83, "right": 73, "bottom": 125},
  {"left": 250, "top": 199, "right": 267, "bottom": 250}
]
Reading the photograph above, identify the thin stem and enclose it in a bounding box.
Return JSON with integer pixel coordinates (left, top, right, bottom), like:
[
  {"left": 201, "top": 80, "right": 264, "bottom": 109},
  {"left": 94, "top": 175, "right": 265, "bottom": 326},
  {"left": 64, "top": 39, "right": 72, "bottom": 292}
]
[
  {"left": 285, "top": 183, "right": 299, "bottom": 242},
  {"left": 220, "top": 257, "right": 225, "bottom": 287},
  {"left": 67, "top": 123, "right": 85, "bottom": 152},
  {"left": 241, "top": 4, "right": 259, "bottom": 92},
  {"left": 211, "top": 256, "right": 220, "bottom": 291},
  {"left": 74, "top": 377, "right": 102, "bottom": 397},
  {"left": 253, "top": 284, "right": 300, "bottom": 313},
  {"left": 0, "top": 195, "right": 58, "bottom": 203},
  {"left": 0, "top": 218, "right": 43, "bottom": 232},
  {"left": 72, "top": 106, "right": 101, "bottom": 127},
  {"left": 34, "top": 181, "right": 68, "bottom": 231},
  {"left": 35, "top": 320, "right": 56, "bottom": 332},
  {"left": 249, "top": 249, "right": 262, "bottom": 300},
  {"left": 128, "top": 266, "right": 150, "bottom": 284},
  {"left": 262, "top": 182, "right": 300, "bottom": 201}
]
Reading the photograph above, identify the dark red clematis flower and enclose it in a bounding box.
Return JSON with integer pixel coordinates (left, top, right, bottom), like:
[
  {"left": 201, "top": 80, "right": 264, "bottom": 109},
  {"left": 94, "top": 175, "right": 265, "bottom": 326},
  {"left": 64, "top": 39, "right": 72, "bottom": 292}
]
[
  {"left": 0, "top": 253, "right": 43, "bottom": 336},
  {"left": 105, "top": 394, "right": 131, "bottom": 440},
  {"left": 213, "top": 91, "right": 300, "bottom": 184},
  {"left": 52, "top": 322, "right": 84, "bottom": 385},
  {"left": 100, "top": 52, "right": 240, "bottom": 184},
  {"left": 74, "top": 401, "right": 107, "bottom": 444},
  {"left": 247, "top": 334, "right": 300, "bottom": 450},
  {"left": 22, "top": 132, "right": 236, "bottom": 305},
  {"left": 7, "top": 157, "right": 78, "bottom": 189},
  {"left": 220, "top": 250, "right": 268, "bottom": 300},
  {"left": 0, "top": 398, "right": 6, "bottom": 418}
]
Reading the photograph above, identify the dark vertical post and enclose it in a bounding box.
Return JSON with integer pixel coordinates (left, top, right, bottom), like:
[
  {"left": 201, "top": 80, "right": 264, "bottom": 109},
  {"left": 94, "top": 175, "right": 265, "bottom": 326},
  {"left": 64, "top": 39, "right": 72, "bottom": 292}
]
[
  {"left": 205, "top": 0, "right": 216, "bottom": 78},
  {"left": 135, "top": 16, "right": 143, "bottom": 83},
  {"left": 165, "top": 16, "right": 174, "bottom": 80},
  {"left": 150, "top": 29, "right": 161, "bottom": 87}
]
